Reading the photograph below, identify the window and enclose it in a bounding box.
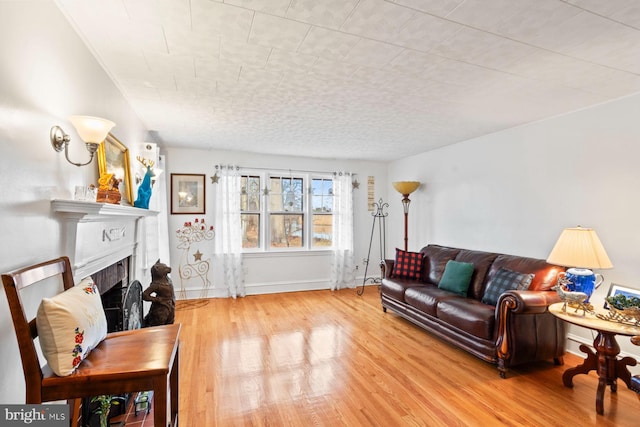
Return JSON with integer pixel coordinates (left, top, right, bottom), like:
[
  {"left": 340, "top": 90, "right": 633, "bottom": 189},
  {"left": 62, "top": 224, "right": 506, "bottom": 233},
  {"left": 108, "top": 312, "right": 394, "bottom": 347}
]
[
  {"left": 269, "top": 176, "right": 304, "bottom": 248},
  {"left": 240, "top": 172, "right": 333, "bottom": 251}
]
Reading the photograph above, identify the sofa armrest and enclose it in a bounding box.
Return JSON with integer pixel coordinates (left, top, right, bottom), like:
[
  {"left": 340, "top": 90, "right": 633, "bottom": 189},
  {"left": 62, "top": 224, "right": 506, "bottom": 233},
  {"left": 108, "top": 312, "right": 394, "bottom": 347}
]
[
  {"left": 495, "top": 289, "right": 564, "bottom": 378},
  {"left": 497, "top": 289, "right": 562, "bottom": 315},
  {"left": 381, "top": 259, "right": 394, "bottom": 279}
]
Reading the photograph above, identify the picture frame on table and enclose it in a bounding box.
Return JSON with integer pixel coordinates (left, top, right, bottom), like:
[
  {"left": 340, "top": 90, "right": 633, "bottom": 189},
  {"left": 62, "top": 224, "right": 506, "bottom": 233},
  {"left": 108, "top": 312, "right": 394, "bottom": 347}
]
[
  {"left": 97, "top": 133, "right": 134, "bottom": 204},
  {"left": 603, "top": 283, "right": 640, "bottom": 309},
  {"left": 171, "top": 173, "right": 206, "bottom": 214}
]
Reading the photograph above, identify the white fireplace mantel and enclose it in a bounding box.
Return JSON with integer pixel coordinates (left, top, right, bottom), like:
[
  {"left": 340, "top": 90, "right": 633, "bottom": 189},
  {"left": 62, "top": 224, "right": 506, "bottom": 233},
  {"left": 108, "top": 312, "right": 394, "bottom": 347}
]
[
  {"left": 52, "top": 200, "right": 159, "bottom": 281},
  {"left": 52, "top": 199, "right": 159, "bottom": 222}
]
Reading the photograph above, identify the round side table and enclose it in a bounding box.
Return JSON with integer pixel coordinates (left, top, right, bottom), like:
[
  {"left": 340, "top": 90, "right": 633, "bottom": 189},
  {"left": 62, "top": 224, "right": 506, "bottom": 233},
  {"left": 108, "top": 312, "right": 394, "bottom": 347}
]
[{"left": 549, "top": 302, "right": 640, "bottom": 415}]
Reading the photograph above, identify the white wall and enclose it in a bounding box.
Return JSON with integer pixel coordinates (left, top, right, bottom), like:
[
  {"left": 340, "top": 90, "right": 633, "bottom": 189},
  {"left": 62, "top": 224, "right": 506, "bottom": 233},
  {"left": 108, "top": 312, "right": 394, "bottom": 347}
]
[
  {"left": 388, "top": 93, "right": 640, "bottom": 364},
  {"left": 164, "top": 147, "right": 387, "bottom": 297},
  {"left": 0, "top": 0, "right": 148, "bottom": 404}
]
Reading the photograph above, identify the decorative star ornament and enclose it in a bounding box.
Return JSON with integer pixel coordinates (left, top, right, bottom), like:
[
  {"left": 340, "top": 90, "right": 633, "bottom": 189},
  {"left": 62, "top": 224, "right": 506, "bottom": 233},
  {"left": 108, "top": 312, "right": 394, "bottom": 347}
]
[
  {"left": 211, "top": 173, "right": 219, "bottom": 184},
  {"left": 352, "top": 179, "right": 360, "bottom": 189},
  {"left": 193, "top": 250, "right": 203, "bottom": 261}
]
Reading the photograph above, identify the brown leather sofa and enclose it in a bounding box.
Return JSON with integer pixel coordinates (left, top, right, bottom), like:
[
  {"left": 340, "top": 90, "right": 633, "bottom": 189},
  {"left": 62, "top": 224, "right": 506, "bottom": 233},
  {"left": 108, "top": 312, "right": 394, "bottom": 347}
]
[{"left": 381, "top": 244, "right": 567, "bottom": 377}]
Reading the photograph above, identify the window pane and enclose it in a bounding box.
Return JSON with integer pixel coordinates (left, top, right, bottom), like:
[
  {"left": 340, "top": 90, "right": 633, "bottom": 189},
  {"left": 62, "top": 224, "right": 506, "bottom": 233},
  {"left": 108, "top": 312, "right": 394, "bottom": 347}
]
[
  {"left": 241, "top": 175, "right": 260, "bottom": 211},
  {"left": 241, "top": 214, "right": 260, "bottom": 248},
  {"left": 312, "top": 214, "right": 332, "bottom": 247},
  {"left": 312, "top": 195, "right": 323, "bottom": 211},
  {"left": 270, "top": 214, "right": 303, "bottom": 248},
  {"left": 270, "top": 176, "right": 303, "bottom": 212},
  {"left": 312, "top": 178, "right": 332, "bottom": 213}
]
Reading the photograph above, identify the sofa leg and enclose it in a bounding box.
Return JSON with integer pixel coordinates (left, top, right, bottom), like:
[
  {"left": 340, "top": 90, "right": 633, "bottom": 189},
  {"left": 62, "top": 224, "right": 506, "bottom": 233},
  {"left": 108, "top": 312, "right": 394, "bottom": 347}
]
[
  {"left": 554, "top": 356, "right": 564, "bottom": 366},
  {"left": 498, "top": 359, "right": 508, "bottom": 379},
  {"left": 382, "top": 306, "right": 387, "bottom": 313}
]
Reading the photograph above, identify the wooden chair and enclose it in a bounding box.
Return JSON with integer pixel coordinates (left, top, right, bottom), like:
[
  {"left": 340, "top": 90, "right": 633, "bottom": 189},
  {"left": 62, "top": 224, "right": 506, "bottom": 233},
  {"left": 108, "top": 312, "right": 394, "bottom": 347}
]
[
  {"left": 2, "top": 256, "right": 180, "bottom": 427},
  {"left": 631, "top": 336, "right": 640, "bottom": 400}
]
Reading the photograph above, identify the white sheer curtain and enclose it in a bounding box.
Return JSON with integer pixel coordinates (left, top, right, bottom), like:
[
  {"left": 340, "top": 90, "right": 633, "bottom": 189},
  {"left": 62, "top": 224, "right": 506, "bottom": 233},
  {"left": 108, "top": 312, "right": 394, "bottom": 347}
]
[
  {"left": 214, "top": 165, "right": 245, "bottom": 298},
  {"left": 330, "top": 171, "right": 355, "bottom": 290}
]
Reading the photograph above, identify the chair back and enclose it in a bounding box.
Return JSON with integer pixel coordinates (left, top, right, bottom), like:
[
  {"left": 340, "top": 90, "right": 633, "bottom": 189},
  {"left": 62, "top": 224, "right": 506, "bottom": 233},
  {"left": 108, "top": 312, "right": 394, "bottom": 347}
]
[{"left": 1, "top": 256, "right": 74, "bottom": 402}]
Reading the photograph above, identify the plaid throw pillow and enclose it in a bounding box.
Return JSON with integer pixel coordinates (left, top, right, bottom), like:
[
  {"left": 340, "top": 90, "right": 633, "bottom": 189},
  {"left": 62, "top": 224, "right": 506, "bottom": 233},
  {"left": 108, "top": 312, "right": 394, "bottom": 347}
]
[
  {"left": 392, "top": 248, "right": 424, "bottom": 280},
  {"left": 481, "top": 268, "right": 534, "bottom": 306}
]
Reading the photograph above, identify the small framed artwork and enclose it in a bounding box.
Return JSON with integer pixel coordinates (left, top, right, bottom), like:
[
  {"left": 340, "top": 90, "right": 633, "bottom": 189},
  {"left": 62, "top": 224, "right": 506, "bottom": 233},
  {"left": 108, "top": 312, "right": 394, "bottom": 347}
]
[
  {"left": 97, "top": 133, "right": 134, "bottom": 204},
  {"left": 603, "top": 283, "right": 640, "bottom": 309},
  {"left": 171, "top": 174, "right": 206, "bottom": 214}
]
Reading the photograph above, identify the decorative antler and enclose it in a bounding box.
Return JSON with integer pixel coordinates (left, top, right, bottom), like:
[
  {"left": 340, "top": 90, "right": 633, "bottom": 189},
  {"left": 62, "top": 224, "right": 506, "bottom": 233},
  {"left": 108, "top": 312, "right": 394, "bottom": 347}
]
[{"left": 136, "top": 156, "right": 155, "bottom": 169}]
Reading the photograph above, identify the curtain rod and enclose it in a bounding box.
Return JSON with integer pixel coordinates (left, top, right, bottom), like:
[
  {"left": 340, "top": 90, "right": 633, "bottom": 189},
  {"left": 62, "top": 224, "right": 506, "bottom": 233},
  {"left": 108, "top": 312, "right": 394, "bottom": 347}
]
[{"left": 214, "top": 164, "right": 356, "bottom": 176}]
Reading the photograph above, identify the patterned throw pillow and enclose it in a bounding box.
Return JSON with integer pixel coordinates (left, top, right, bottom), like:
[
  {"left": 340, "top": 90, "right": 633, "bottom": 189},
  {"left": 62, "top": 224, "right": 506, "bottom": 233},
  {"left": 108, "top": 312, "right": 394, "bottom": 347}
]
[
  {"left": 36, "top": 277, "right": 108, "bottom": 376},
  {"left": 481, "top": 268, "right": 535, "bottom": 306},
  {"left": 392, "top": 248, "right": 424, "bottom": 280}
]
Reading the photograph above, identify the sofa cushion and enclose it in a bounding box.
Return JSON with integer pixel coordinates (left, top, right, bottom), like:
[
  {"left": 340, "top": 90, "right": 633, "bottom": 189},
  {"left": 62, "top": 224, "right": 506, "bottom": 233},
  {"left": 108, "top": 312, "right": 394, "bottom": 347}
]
[
  {"left": 481, "top": 268, "right": 534, "bottom": 306},
  {"left": 422, "top": 245, "right": 460, "bottom": 284},
  {"left": 36, "top": 277, "right": 108, "bottom": 377},
  {"left": 488, "top": 254, "right": 562, "bottom": 291},
  {"left": 438, "top": 260, "right": 474, "bottom": 297},
  {"left": 405, "top": 285, "right": 458, "bottom": 316},
  {"left": 392, "top": 248, "right": 424, "bottom": 280},
  {"left": 381, "top": 277, "right": 425, "bottom": 302},
  {"left": 454, "top": 249, "right": 499, "bottom": 301},
  {"left": 437, "top": 298, "right": 496, "bottom": 340}
]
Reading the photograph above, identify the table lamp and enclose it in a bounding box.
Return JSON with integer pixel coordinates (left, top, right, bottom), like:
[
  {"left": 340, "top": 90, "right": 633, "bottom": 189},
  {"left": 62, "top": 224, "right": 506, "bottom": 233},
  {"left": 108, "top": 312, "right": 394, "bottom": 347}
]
[{"left": 546, "top": 226, "right": 613, "bottom": 302}]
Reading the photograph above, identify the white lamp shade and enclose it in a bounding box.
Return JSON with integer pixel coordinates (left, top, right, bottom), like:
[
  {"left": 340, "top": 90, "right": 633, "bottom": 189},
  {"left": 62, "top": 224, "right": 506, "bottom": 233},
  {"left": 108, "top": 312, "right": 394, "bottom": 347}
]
[
  {"left": 546, "top": 226, "right": 613, "bottom": 269},
  {"left": 68, "top": 115, "right": 115, "bottom": 144}
]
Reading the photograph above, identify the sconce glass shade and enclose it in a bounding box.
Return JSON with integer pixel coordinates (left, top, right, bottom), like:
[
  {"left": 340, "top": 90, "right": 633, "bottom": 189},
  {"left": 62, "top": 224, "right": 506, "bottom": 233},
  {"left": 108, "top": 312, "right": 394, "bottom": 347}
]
[
  {"left": 546, "top": 226, "right": 613, "bottom": 269},
  {"left": 50, "top": 115, "right": 115, "bottom": 167},
  {"left": 68, "top": 115, "right": 115, "bottom": 144},
  {"left": 392, "top": 181, "right": 420, "bottom": 196}
]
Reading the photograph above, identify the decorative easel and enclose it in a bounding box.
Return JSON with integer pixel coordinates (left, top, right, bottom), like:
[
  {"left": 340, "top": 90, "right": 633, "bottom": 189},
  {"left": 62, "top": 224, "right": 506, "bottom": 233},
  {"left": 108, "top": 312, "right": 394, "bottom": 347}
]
[{"left": 358, "top": 198, "right": 388, "bottom": 296}]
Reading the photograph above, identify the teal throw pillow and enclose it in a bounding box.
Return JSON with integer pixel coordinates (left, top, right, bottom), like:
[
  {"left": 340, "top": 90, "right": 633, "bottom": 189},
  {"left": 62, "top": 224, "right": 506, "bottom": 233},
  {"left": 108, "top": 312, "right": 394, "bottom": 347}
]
[{"left": 438, "top": 260, "right": 474, "bottom": 297}]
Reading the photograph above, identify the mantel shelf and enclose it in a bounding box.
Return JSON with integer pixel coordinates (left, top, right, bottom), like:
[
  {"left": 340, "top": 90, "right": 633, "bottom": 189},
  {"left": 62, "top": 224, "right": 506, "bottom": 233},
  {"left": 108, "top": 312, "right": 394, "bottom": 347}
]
[{"left": 52, "top": 199, "right": 159, "bottom": 222}]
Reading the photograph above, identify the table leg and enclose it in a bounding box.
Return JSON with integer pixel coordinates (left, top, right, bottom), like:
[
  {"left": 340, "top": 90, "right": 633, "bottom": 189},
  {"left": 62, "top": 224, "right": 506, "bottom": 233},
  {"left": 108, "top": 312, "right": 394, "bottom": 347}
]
[
  {"left": 594, "top": 332, "right": 621, "bottom": 415},
  {"left": 562, "top": 343, "right": 597, "bottom": 388},
  {"left": 562, "top": 332, "right": 637, "bottom": 415}
]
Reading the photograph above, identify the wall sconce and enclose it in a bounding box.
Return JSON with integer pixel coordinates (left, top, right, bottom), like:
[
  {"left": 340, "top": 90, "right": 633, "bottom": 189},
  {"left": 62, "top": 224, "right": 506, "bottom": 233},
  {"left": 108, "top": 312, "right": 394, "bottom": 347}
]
[{"left": 50, "top": 115, "right": 115, "bottom": 167}]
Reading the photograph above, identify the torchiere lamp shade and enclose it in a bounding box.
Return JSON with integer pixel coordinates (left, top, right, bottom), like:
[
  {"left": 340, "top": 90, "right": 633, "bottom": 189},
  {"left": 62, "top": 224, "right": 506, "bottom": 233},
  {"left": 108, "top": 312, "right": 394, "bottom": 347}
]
[{"left": 392, "top": 181, "right": 420, "bottom": 196}]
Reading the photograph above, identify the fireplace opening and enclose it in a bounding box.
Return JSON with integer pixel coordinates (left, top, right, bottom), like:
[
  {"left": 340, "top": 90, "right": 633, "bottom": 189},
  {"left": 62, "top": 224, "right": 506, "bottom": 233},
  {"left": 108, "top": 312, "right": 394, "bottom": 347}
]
[
  {"left": 90, "top": 257, "right": 143, "bottom": 332},
  {"left": 83, "top": 257, "right": 143, "bottom": 425}
]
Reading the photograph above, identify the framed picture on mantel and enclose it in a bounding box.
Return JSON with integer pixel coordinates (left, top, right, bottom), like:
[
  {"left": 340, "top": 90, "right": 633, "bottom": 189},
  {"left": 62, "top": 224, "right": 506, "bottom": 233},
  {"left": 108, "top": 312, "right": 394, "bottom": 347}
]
[
  {"left": 97, "top": 133, "right": 133, "bottom": 205},
  {"left": 171, "top": 173, "right": 206, "bottom": 214}
]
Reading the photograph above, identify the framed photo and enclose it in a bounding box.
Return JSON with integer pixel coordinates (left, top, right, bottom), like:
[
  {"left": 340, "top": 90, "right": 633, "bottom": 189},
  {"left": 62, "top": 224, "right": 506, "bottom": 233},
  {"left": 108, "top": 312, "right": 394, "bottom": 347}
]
[
  {"left": 97, "top": 133, "right": 133, "bottom": 204},
  {"left": 171, "top": 174, "right": 206, "bottom": 214},
  {"left": 603, "top": 283, "right": 640, "bottom": 309}
]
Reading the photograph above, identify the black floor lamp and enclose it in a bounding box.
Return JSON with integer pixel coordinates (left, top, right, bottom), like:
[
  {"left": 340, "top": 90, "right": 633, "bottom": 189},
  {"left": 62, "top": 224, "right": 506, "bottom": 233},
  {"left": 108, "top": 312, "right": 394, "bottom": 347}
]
[{"left": 392, "top": 181, "right": 420, "bottom": 251}]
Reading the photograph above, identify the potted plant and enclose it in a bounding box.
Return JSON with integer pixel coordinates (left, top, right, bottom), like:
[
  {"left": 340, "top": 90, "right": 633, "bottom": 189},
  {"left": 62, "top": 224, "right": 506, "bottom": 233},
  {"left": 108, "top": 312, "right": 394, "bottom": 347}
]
[{"left": 90, "top": 395, "right": 124, "bottom": 427}]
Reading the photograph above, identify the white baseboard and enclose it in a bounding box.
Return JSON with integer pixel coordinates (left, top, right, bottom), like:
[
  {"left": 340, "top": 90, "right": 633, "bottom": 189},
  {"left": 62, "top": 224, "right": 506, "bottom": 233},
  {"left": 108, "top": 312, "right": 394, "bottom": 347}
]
[{"left": 176, "top": 275, "right": 377, "bottom": 299}]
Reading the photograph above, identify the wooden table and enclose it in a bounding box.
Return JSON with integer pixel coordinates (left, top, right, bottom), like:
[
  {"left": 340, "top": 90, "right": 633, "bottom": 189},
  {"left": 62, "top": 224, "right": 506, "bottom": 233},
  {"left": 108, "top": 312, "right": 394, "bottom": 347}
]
[{"left": 549, "top": 302, "right": 640, "bottom": 415}]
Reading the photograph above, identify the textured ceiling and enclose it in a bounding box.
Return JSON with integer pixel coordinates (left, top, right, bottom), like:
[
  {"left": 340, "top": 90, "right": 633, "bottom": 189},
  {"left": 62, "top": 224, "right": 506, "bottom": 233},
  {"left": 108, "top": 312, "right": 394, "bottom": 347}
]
[{"left": 56, "top": 0, "right": 640, "bottom": 161}]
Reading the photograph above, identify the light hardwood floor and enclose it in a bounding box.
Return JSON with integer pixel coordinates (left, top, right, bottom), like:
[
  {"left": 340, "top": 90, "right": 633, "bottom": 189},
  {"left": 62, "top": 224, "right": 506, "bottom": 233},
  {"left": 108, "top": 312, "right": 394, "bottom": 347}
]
[{"left": 174, "top": 288, "right": 640, "bottom": 426}]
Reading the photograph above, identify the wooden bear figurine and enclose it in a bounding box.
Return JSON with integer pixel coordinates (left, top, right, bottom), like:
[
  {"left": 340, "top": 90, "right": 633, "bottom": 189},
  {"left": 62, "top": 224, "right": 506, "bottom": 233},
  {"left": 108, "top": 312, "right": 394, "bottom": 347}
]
[{"left": 142, "top": 260, "right": 176, "bottom": 327}]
